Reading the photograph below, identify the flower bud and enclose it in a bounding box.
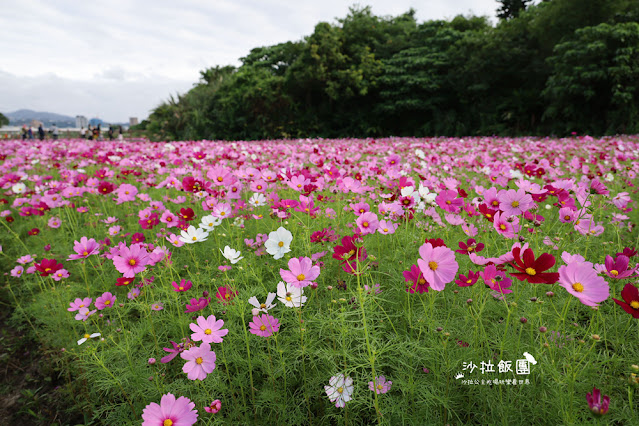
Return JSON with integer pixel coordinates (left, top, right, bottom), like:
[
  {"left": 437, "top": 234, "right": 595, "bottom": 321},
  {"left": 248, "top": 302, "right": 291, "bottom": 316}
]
[{"left": 539, "top": 326, "right": 547, "bottom": 333}]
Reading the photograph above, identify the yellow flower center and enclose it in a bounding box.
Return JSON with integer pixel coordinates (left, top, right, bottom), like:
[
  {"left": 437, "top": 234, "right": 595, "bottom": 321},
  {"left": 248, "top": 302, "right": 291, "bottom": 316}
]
[
  {"left": 383, "top": 228, "right": 389, "bottom": 232},
  {"left": 377, "top": 384, "right": 384, "bottom": 390},
  {"left": 179, "top": 286, "right": 184, "bottom": 290},
  {"left": 129, "top": 259, "right": 136, "bottom": 266},
  {"left": 84, "top": 333, "right": 91, "bottom": 339},
  {"left": 337, "top": 387, "right": 344, "bottom": 394},
  {"left": 217, "top": 177, "right": 223, "bottom": 182},
  {"left": 564, "top": 215, "right": 571, "bottom": 220},
  {"left": 79, "top": 304, "right": 85, "bottom": 308},
  {"left": 446, "top": 200, "right": 451, "bottom": 205},
  {"left": 610, "top": 270, "right": 619, "bottom": 276},
  {"left": 83, "top": 251, "right": 88, "bottom": 255},
  {"left": 525, "top": 267, "right": 536, "bottom": 276},
  {"left": 499, "top": 224, "right": 506, "bottom": 230},
  {"left": 220, "top": 211, "right": 225, "bottom": 216},
  {"left": 362, "top": 221, "right": 369, "bottom": 227},
  {"left": 278, "top": 241, "right": 284, "bottom": 247},
  {"left": 511, "top": 201, "right": 519, "bottom": 207},
  {"left": 297, "top": 274, "right": 306, "bottom": 281},
  {"left": 163, "top": 420, "right": 173, "bottom": 426},
  {"left": 104, "top": 300, "right": 111, "bottom": 305},
  {"left": 204, "top": 329, "right": 212, "bottom": 335},
  {"left": 348, "top": 249, "right": 355, "bottom": 256},
  {"left": 286, "top": 296, "right": 292, "bottom": 301},
  {"left": 260, "top": 303, "right": 266, "bottom": 308},
  {"left": 260, "top": 325, "right": 267, "bottom": 331},
  {"left": 196, "top": 357, "right": 203, "bottom": 365},
  {"left": 418, "top": 278, "right": 426, "bottom": 285},
  {"left": 572, "top": 282, "right": 584, "bottom": 292},
  {"left": 631, "top": 301, "right": 639, "bottom": 309},
  {"left": 192, "top": 236, "right": 197, "bottom": 241},
  {"left": 428, "top": 261, "right": 438, "bottom": 271},
  {"left": 466, "top": 279, "right": 472, "bottom": 284}
]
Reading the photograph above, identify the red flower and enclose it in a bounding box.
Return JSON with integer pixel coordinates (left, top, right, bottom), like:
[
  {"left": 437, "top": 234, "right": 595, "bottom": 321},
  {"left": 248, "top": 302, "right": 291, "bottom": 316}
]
[
  {"left": 612, "top": 283, "right": 639, "bottom": 318},
  {"left": 509, "top": 248, "right": 559, "bottom": 284},
  {"left": 28, "top": 228, "right": 41, "bottom": 236},
  {"left": 424, "top": 237, "right": 446, "bottom": 248},
  {"left": 116, "top": 277, "right": 136, "bottom": 286},
  {"left": 478, "top": 204, "right": 497, "bottom": 222},
  {"left": 180, "top": 207, "right": 195, "bottom": 221},
  {"left": 35, "top": 258, "right": 64, "bottom": 277},
  {"left": 455, "top": 270, "right": 480, "bottom": 287},
  {"left": 332, "top": 234, "right": 367, "bottom": 273},
  {"left": 403, "top": 264, "right": 429, "bottom": 293},
  {"left": 139, "top": 213, "right": 160, "bottom": 230},
  {"left": 98, "top": 181, "right": 115, "bottom": 194}
]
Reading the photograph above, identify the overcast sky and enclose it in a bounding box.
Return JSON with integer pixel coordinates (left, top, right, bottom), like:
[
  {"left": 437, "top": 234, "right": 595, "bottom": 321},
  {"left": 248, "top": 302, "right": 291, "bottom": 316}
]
[{"left": 0, "top": 0, "right": 501, "bottom": 123}]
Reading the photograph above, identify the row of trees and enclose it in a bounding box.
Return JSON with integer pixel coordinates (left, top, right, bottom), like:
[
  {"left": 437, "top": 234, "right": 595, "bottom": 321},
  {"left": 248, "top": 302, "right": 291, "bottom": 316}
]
[{"left": 140, "top": 0, "right": 639, "bottom": 140}]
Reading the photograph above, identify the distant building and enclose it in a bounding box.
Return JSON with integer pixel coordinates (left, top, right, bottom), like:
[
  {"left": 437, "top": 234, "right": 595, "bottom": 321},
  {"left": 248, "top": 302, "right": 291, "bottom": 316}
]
[
  {"left": 76, "top": 115, "right": 88, "bottom": 128},
  {"left": 129, "top": 117, "right": 139, "bottom": 127},
  {"left": 30, "top": 119, "right": 43, "bottom": 128},
  {"left": 89, "top": 118, "right": 103, "bottom": 127}
]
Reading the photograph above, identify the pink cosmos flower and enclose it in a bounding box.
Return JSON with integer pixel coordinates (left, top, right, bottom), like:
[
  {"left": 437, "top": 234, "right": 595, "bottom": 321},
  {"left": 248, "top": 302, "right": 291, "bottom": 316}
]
[
  {"left": 498, "top": 189, "right": 534, "bottom": 216},
  {"left": 67, "top": 236, "right": 100, "bottom": 260},
  {"left": 160, "top": 210, "right": 178, "bottom": 228},
  {"left": 280, "top": 257, "right": 320, "bottom": 288},
  {"left": 151, "top": 302, "right": 164, "bottom": 311},
  {"left": 492, "top": 211, "right": 519, "bottom": 239},
  {"left": 204, "top": 399, "right": 222, "bottom": 414},
  {"left": 112, "top": 244, "right": 150, "bottom": 278},
  {"left": 52, "top": 268, "right": 70, "bottom": 281},
  {"left": 586, "top": 387, "right": 610, "bottom": 416},
  {"left": 68, "top": 297, "right": 93, "bottom": 312},
  {"left": 417, "top": 243, "right": 459, "bottom": 291},
  {"left": 369, "top": 376, "right": 392, "bottom": 394},
  {"left": 185, "top": 297, "right": 210, "bottom": 313},
  {"left": 356, "top": 212, "right": 379, "bottom": 235},
  {"left": 436, "top": 190, "right": 463, "bottom": 213},
  {"left": 95, "top": 292, "right": 116, "bottom": 310},
  {"left": 249, "top": 314, "right": 281, "bottom": 337},
  {"left": 115, "top": 183, "right": 138, "bottom": 203},
  {"left": 141, "top": 393, "right": 198, "bottom": 426},
  {"left": 558, "top": 261, "right": 609, "bottom": 306},
  {"left": 181, "top": 342, "right": 216, "bottom": 380},
  {"left": 48, "top": 216, "right": 61, "bottom": 228},
  {"left": 75, "top": 307, "right": 97, "bottom": 321},
  {"left": 190, "top": 315, "right": 229, "bottom": 343},
  {"left": 10, "top": 265, "right": 24, "bottom": 277},
  {"left": 377, "top": 219, "right": 398, "bottom": 235}
]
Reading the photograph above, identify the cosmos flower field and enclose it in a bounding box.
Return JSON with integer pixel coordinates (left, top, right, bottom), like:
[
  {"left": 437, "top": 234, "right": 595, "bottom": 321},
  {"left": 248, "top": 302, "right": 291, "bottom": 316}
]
[{"left": 1, "top": 136, "right": 638, "bottom": 425}]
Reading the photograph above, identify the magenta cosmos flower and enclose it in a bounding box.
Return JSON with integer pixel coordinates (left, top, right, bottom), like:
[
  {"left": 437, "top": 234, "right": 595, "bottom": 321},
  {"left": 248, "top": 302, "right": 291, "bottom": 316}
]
[
  {"left": 586, "top": 386, "right": 610, "bottom": 415},
  {"left": 141, "top": 392, "right": 198, "bottom": 426},
  {"left": 436, "top": 190, "right": 463, "bottom": 213},
  {"left": 67, "top": 236, "right": 100, "bottom": 260},
  {"left": 172, "top": 279, "right": 192, "bottom": 292},
  {"left": 181, "top": 342, "right": 216, "bottom": 380},
  {"left": 249, "top": 314, "right": 280, "bottom": 337},
  {"left": 558, "top": 262, "right": 609, "bottom": 307},
  {"left": 612, "top": 283, "right": 639, "bottom": 318},
  {"left": 34, "top": 258, "right": 64, "bottom": 277},
  {"left": 204, "top": 399, "right": 221, "bottom": 414},
  {"left": 112, "top": 244, "right": 150, "bottom": 278},
  {"left": 185, "top": 297, "right": 210, "bottom": 313},
  {"left": 95, "top": 292, "right": 116, "bottom": 310},
  {"left": 403, "top": 264, "right": 429, "bottom": 294},
  {"left": 417, "top": 243, "right": 459, "bottom": 291},
  {"left": 190, "top": 315, "right": 228, "bottom": 343},
  {"left": 280, "top": 257, "right": 320, "bottom": 288},
  {"left": 604, "top": 254, "right": 638, "bottom": 279}
]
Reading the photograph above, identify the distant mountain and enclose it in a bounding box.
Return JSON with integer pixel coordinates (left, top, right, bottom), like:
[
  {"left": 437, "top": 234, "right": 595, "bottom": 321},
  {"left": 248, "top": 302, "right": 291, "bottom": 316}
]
[{"left": 5, "top": 109, "right": 76, "bottom": 127}]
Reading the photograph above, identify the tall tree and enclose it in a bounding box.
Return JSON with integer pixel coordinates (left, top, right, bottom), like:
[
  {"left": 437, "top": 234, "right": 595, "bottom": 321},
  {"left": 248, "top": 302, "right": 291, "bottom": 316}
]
[
  {"left": 496, "top": 0, "right": 532, "bottom": 20},
  {"left": 0, "top": 112, "right": 8, "bottom": 127}
]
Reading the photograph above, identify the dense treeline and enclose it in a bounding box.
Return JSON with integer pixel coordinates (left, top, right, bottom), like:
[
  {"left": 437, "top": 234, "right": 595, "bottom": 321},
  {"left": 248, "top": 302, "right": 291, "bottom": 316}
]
[{"left": 140, "top": 0, "right": 639, "bottom": 140}]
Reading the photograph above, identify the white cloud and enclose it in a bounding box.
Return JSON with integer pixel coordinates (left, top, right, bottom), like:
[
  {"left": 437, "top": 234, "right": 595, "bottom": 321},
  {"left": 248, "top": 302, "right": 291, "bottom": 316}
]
[{"left": 0, "top": 0, "right": 500, "bottom": 121}]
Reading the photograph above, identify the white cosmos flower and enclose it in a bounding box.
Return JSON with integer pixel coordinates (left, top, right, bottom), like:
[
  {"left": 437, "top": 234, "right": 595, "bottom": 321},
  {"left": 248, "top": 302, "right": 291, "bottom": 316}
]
[
  {"left": 179, "top": 225, "right": 210, "bottom": 244},
  {"left": 77, "top": 332, "right": 101, "bottom": 345},
  {"left": 199, "top": 215, "right": 222, "bottom": 231},
  {"left": 400, "top": 185, "right": 421, "bottom": 203},
  {"left": 249, "top": 192, "right": 267, "bottom": 207},
  {"left": 277, "top": 281, "right": 306, "bottom": 308},
  {"left": 221, "top": 246, "right": 243, "bottom": 264},
  {"left": 248, "top": 292, "right": 277, "bottom": 315},
  {"left": 418, "top": 183, "right": 437, "bottom": 205},
  {"left": 12, "top": 182, "right": 26, "bottom": 194},
  {"left": 324, "top": 374, "right": 354, "bottom": 408},
  {"left": 264, "top": 226, "right": 293, "bottom": 260}
]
